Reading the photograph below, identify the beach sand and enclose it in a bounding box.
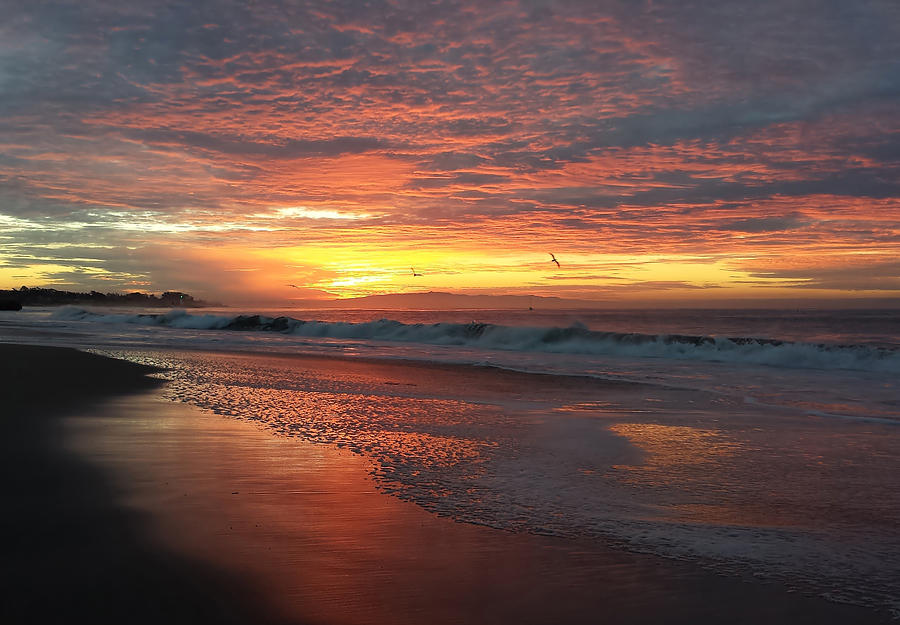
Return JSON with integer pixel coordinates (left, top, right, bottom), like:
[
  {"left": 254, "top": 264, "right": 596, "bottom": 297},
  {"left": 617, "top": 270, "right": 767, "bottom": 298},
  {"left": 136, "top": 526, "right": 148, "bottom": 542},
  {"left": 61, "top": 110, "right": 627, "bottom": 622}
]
[
  {"left": 1, "top": 344, "right": 892, "bottom": 624},
  {"left": 1, "top": 345, "right": 289, "bottom": 624}
]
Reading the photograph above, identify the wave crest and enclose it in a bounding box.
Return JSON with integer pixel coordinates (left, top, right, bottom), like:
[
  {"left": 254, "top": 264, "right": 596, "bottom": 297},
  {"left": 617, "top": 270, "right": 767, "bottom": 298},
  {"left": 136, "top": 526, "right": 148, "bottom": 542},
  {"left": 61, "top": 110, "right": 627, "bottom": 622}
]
[{"left": 51, "top": 306, "right": 900, "bottom": 373}]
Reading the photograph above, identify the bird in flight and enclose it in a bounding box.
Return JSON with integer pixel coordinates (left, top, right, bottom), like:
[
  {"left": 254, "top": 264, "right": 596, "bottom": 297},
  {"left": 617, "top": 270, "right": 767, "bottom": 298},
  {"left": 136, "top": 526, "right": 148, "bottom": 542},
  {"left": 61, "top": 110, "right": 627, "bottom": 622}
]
[
  {"left": 549, "top": 253, "right": 560, "bottom": 268},
  {"left": 287, "top": 284, "right": 301, "bottom": 289},
  {"left": 411, "top": 268, "right": 423, "bottom": 277}
]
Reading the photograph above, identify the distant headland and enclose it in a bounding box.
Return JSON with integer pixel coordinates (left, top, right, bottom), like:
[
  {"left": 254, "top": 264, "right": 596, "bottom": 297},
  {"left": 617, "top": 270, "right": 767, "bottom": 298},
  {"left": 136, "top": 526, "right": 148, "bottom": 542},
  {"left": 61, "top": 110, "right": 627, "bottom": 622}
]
[{"left": 0, "top": 286, "right": 214, "bottom": 309}]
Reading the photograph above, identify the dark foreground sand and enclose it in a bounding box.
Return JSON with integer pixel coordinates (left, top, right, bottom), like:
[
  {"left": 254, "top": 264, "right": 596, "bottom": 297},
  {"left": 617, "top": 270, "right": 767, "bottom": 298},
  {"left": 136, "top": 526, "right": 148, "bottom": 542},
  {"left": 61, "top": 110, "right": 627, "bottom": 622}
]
[
  {"left": 1, "top": 344, "right": 893, "bottom": 624},
  {"left": 1, "top": 345, "right": 290, "bottom": 624}
]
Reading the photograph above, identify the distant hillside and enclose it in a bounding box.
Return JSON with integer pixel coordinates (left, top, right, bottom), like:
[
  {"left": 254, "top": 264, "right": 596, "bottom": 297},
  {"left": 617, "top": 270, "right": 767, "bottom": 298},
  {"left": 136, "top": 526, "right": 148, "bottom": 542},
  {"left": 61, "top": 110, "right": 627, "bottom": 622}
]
[
  {"left": 303, "top": 291, "right": 600, "bottom": 310},
  {"left": 0, "top": 286, "right": 213, "bottom": 308}
]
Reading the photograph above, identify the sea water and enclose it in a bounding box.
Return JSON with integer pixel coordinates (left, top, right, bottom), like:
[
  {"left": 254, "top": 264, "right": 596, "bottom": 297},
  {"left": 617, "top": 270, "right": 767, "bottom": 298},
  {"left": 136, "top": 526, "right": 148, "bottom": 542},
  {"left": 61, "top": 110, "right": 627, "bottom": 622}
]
[{"left": 2, "top": 305, "right": 899, "bottom": 613}]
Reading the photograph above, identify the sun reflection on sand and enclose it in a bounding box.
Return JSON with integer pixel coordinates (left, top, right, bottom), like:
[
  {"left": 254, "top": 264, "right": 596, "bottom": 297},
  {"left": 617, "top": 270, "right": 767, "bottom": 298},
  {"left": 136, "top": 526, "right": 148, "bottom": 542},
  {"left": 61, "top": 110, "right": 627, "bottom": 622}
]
[
  {"left": 101, "top": 348, "right": 900, "bottom": 613},
  {"left": 176, "top": 384, "right": 496, "bottom": 466},
  {"left": 609, "top": 423, "right": 740, "bottom": 471},
  {"left": 136, "top": 350, "right": 514, "bottom": 509},
  {"left": 607, "top": 423, "right": 772, "bottom": 527}
]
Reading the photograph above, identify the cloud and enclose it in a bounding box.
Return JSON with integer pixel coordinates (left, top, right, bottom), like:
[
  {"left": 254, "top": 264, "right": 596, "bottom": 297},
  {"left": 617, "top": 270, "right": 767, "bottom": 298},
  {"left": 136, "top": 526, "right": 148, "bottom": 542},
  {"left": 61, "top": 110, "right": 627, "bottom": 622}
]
[
  {"left": 115, "top": 128, "right": 388, "bottom": 159},
  {"left": 1, "top": 0, "right": 898, "bottom": 301},
  {"left": 745, "top": 260, "right": 900, "bottom": 291},
  {"left": 711, "top": 214, "right": 813, "bottom": 233}
]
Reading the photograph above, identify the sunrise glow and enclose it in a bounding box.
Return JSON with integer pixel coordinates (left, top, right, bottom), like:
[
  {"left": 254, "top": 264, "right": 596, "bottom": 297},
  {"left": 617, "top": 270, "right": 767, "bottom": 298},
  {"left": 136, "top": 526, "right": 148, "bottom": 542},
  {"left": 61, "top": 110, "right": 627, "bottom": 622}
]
[{"left": 1, "top": 1, "right": 898, "bottom": 306}]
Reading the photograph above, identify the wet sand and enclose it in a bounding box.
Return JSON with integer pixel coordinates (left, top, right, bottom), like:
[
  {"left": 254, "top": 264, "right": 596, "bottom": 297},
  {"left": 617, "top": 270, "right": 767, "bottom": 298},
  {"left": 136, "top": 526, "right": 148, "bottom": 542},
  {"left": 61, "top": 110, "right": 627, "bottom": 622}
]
[
  {"left": 1, "top": 344, "right": 893, "bottom": 624},
  {"left": 0, "top": 345, "right": 290, "bottom": 625}
]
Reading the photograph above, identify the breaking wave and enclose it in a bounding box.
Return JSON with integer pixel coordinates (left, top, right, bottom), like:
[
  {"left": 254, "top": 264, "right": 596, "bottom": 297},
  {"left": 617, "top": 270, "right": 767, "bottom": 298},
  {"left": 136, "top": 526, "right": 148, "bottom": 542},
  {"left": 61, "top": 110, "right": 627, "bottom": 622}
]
[{"left": 51, "top": 306, "right": 900, "bottom": 374}]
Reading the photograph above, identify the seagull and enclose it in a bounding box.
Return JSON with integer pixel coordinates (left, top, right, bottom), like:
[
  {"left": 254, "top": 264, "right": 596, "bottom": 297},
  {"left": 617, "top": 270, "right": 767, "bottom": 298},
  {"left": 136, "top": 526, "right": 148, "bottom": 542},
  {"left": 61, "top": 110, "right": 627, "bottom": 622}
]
[
  {"left": 549, "top": 253, "right": 560, "bottom": 268},
  {"left": 287, "top": 284, "right": 301, "bottom": 289},
  {"left": 411, "top": 267, "right": 422, "bottom": 277}
]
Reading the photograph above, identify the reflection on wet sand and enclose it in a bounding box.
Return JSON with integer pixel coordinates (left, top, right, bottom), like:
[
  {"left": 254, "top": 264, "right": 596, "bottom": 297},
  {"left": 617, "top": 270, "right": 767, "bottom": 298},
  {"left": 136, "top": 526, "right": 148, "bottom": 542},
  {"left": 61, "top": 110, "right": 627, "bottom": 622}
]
[
  {"left": 94, "top": 349, "right": 900, "bottom": 615},
  {"left": 611, "top": 423, "right": 740, "bottom": 468},
  {"left": 64, "top": 391, "right": 891, "bottom": 625}
]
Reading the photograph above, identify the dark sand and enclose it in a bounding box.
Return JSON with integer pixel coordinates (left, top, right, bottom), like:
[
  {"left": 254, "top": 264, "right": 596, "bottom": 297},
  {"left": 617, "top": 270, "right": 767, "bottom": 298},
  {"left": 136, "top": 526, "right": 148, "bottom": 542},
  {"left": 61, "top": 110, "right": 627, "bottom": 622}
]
[
  {"left": 1, "top": 344, "right": 893, "bottom": 624},
  {"left": 1, "top": 345, "right": 289, "bottom": 625}
]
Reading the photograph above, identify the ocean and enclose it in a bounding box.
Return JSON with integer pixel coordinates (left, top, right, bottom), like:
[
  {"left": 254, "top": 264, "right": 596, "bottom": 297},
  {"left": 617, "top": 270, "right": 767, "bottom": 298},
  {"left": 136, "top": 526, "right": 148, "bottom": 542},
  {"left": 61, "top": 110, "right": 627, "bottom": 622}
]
[{"left": 3, "top": 305, "right": 899, "bottom": 614}]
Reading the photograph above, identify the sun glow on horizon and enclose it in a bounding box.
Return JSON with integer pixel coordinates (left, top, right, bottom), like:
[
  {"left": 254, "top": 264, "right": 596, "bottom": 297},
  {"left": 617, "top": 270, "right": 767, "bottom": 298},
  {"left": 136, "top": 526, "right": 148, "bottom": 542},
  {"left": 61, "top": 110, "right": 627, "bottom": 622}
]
[{"left": 1, "top": 1, "right": 898, "bottom": 306}]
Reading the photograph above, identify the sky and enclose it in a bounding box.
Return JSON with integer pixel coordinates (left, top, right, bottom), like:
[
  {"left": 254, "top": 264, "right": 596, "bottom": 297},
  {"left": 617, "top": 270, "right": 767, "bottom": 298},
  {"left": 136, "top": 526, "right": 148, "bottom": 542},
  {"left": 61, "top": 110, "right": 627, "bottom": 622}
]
[{"left": 1, "top": 0, "right": 899, "bottom": 306}]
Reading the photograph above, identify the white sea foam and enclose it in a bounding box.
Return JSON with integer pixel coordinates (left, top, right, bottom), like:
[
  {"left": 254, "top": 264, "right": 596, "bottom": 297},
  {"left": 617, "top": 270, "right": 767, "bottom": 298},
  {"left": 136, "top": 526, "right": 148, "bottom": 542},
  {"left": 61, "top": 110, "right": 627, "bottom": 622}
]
[{"left": 50, "top": 306, "right": 900, "bottom": 374}]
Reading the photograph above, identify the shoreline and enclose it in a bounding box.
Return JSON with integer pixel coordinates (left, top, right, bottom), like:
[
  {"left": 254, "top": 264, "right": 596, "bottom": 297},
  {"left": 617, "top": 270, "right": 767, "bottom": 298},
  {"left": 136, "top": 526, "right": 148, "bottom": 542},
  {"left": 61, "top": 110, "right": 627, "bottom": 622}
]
[
  {"left": 1, "top": 344, "right": 894, "bottom": 624},
  {"left": 1, "top": 345, "right": 290, "bottom": 625}
]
